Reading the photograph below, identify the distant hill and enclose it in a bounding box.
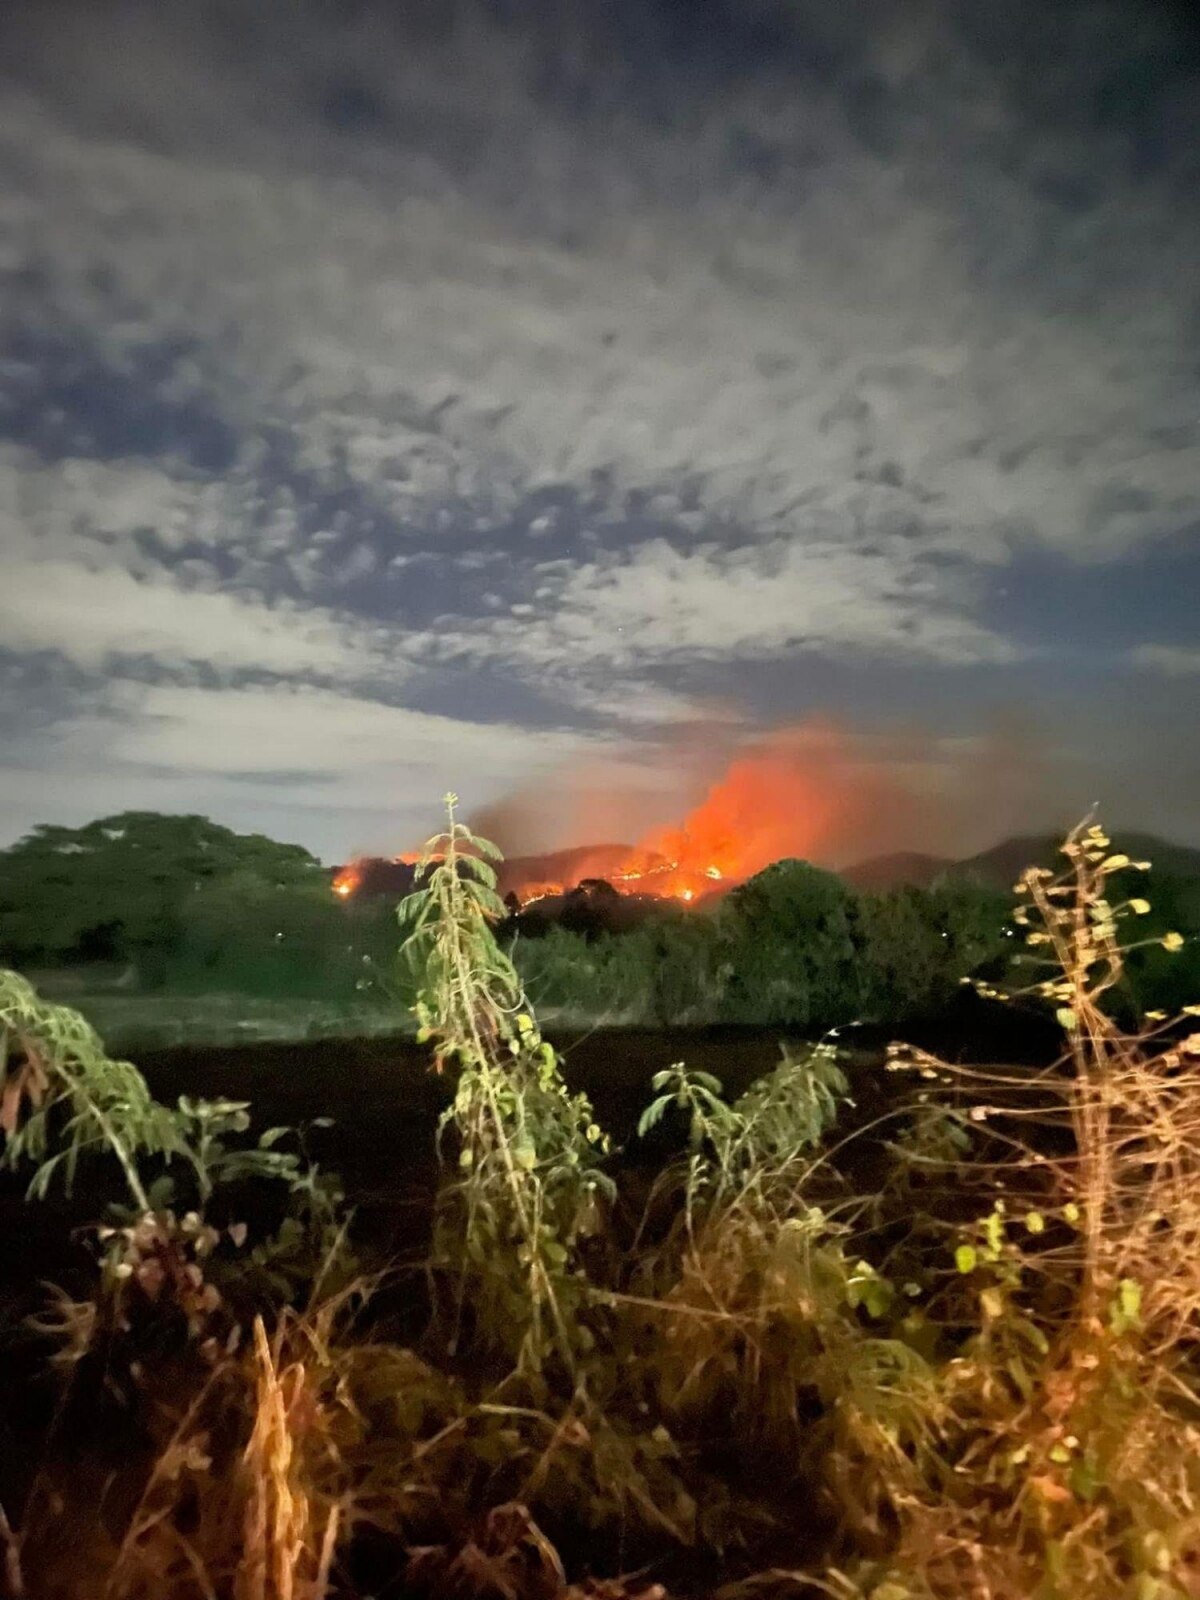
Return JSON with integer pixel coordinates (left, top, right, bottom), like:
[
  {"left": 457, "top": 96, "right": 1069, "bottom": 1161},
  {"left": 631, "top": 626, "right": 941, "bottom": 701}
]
[
  {"left": 845, "top": 831, "right": 1200, "bottom": 894},
  {"left": 497, "top": 843, "right": 636, "bottom": 901},
  {"left": 338, "top": 830, "right": 1200, "bottom": 916},
  {"left": 841, "top": 851, "right": 952, "bottom": 892},
  {"left": 951, "top": 831, "right": 1200, "bottom": 890}
]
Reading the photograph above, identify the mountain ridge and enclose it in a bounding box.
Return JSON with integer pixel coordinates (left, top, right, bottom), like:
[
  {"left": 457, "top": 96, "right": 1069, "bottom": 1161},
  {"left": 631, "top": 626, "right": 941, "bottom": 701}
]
[{"left": 845, "top": 830, "right": 1200, "bottom": 894}]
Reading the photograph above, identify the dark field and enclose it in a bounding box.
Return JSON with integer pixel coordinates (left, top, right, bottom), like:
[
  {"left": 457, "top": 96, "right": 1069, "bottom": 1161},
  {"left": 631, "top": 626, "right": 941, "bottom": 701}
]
[
  {"left": 0, "top": 998, "right": 1058, "bottom": 1297},
  {"left": 122, "top": 995, "right": 1060, "bottom": 1256},
  {"left": 0, "top": 996, "right": 1066, "bottom": 1597}
]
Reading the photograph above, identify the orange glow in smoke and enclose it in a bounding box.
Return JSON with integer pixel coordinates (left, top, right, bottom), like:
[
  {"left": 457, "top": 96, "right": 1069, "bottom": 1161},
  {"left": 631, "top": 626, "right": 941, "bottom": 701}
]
[
  {"left": 508, "top": 722, "right": 903, "bottom": 907},
  {"left": 334, "top": 717, "right": 1037, "bottom": 912},
  {"left": 332, "top": 864, "right": 361, "bottom": 898}
]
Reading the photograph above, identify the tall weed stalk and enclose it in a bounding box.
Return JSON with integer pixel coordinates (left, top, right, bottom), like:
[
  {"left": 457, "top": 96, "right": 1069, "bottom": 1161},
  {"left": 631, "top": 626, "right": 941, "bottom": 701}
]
[
  {"left": 400, "top": 794, "right": 611, "bottom": 1373},
  {"left": 864, "top": 819, "right": 1200, "bottom": 1599}
]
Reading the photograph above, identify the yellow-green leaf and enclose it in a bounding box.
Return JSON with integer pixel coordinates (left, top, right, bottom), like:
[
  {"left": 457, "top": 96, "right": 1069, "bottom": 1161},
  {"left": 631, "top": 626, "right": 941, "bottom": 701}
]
[
  {"left": 1026, "top": 1212, "right": 1045, "bottom": 1235},
  {"left": 955, "top": 1244, "right": 978, "bottom": 1275},
  {"left": 1109, "top": 1277, "right": 1142, "bottom": 1336}
]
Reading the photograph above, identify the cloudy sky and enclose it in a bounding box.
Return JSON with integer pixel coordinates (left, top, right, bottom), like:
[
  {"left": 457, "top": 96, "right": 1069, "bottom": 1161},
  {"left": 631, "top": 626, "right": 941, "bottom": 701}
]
[{"left": 1, "top": 0, "right": 1198, "bottom": 862}]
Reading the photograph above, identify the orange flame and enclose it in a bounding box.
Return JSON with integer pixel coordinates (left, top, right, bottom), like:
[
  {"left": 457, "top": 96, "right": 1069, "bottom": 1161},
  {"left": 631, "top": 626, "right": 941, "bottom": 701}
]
[
  {"left": 339, "top": 715, "right": 1042, "bottom": 913},
  {"left": 506, "top": 721, "right": 904, "bottom": 907},
  {"left": 518, "top": 880, "right": 566, "bottom": 905},
  {"left": 332, "top": 864, "right": 361, "bottom": 898}
]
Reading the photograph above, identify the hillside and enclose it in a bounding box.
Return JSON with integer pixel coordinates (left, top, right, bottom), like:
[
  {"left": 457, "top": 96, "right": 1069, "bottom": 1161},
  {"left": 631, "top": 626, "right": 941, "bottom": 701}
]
[
  {"left": 841, "top": 851, "right": 952, "bottom": 892},
  {"left": 847, "top": 831, "right": 1200, "bottom": 894}
]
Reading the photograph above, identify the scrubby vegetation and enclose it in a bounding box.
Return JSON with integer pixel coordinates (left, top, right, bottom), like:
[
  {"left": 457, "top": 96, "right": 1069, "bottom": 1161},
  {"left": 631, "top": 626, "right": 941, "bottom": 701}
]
[
  {"left": 0, "top": 802, "right": 1198, "bottom": 1598},
  {"left": 0, "top": 813, "right": 400, "bottom": 1015},
  {"left": 4, "top": 810, "right": 1197, "bottom": 1043},
  {"left": 513, "top": 868, "right": 1014, "bottom": 1031}
]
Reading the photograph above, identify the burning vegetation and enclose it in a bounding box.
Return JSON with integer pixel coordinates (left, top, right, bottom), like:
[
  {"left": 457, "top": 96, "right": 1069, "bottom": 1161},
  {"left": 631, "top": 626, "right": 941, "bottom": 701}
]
[
  {"left": 333, "top": 718, "right": 1039, "bottom": 913},
  {"left": 333, "top": 842, "right": 726, "bottom": 912},
  {"left": 509, "top": 852, "right": 725, "bottom": 908}
]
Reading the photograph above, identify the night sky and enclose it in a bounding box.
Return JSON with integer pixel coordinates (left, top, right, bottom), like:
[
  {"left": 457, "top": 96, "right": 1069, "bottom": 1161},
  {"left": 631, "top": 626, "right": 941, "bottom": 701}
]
[{"left": 1, "top": 0, "right": 1198, "bottom": 862}]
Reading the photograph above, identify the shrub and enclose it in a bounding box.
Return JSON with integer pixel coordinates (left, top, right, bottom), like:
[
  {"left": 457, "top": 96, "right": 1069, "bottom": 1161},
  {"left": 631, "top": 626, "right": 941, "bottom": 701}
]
[{"left": 716, "top": 859, "right": 868, "bottom": 1027}]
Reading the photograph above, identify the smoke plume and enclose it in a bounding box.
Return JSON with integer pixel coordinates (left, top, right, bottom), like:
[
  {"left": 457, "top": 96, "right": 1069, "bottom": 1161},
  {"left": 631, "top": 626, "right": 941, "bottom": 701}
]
[{"left": 470, "top": 712, "right": 1055, "bottom": 900}]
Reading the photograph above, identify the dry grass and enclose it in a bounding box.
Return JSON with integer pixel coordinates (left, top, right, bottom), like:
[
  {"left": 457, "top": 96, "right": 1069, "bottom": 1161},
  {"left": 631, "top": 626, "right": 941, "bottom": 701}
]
[{"left": 852, "top": 821, "right": 1200, "bottom": 1599}]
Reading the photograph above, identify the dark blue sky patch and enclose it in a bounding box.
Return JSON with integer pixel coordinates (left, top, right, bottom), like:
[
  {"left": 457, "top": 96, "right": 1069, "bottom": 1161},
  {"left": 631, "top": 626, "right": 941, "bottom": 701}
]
[
  {"left": 396, "top": 661, "right": 592, "bottom": 731},
  {"left": 0, "top": 326, "right": 239, "bottom": 472},
  {"left": 983, "top": 536, "right": 1200, "bottom": 658}
]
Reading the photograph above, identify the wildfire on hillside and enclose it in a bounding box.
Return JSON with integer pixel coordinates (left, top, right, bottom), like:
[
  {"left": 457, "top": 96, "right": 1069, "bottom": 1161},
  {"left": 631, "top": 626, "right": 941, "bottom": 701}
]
[
  {"left": 331, "top": 856, "right": 418, "bottom": 901},
  {"left": 330, "top": 717, "right": 1043, "bottom": 910},
  {"left": 512, "top": 855, "right": 723, "bottom": 908},
  {"left": 332, "top": 725, "right": 842, "bottom": 909}
]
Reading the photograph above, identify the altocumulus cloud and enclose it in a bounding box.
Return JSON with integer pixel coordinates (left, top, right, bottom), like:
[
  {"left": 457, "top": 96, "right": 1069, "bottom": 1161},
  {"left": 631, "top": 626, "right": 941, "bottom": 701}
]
[{"left": 0, "top": 0, "right": 1197, "bottom": 851}]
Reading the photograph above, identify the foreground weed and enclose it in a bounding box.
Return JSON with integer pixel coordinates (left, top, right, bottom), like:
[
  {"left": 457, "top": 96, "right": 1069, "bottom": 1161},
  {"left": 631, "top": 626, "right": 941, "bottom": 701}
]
[
  {"left": 867, "top": 818, "right": 1200, "bottom": 1599},
  {"left": 400, "top": 794, "right": 612, "bottom": 1374},
  {"left": 634, "top": 1047, "right": 945, "bottom": 1539},
  {"left": 0, "top": 969, "right": 346, "bottom": 1355}
]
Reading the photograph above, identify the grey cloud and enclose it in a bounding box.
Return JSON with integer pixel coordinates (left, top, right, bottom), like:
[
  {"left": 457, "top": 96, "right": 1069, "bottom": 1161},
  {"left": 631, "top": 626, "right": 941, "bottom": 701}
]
[
  {"left": 1, "top": 0, "right": 1196, "bottom": 568},
  {"left": 0, "top": 0, "right": 1198, "bottom": 849},
  {"left": 1129, "top": 645, "right": 1200, "bottom": 678}
]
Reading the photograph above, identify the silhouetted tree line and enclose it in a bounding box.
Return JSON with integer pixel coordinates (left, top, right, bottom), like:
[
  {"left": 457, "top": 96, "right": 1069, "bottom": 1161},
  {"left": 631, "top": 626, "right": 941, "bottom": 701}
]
[
  {"left": 510, "top": 860, "right": 1016, "bottom": 1030},
  {"left": 1, "top": 813, "right": 1195, "bottom": 1029},
  {"left": 0, "top": 814, "right": 398, "bottom": 1001}
]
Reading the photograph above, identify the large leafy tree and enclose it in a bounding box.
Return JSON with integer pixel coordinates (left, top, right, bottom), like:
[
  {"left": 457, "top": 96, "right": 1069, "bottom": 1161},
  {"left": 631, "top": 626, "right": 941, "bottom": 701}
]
[
  {"left": 859, "top": 879, "right": 1010, "bottom": 1022},
  {"left": 717, "top": 858, "right": 868, "bottom": 1028},
  {"left": 0, "top": 812, "right": 327, "bottom": 980}
]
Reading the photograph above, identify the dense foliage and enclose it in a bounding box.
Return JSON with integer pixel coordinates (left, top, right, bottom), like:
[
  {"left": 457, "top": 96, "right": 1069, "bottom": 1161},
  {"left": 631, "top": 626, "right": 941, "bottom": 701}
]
[
  {"left": 2, "top": 811, "right": 1197, "bottom": 1034},
  {"left": 2, "top": 809, "right": 1199, "bottom": 1600},
  {"left": 0, "top": 811, "right": 397, "bottom": 1001},
  {"left": 515, "top": 869, "right": 1016, "bottom": 1029}
]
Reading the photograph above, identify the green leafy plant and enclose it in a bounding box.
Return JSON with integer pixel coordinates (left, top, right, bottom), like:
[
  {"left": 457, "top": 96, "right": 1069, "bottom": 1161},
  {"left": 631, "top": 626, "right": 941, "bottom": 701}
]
[
  {"left": 399, "top": 794, "right": 612, "bottom": 1373},
  {"left": 632, "top": 1042, "right": 947, "bottom": 1542},
  {"left": 0, "top": 968, "right": 309, "bottom": 1211},
  {"left": 1, "top": 967, "right": 200, "bottom": 1210},
  {"left": 0, "top": 966, "right": 351, "bottom": 1376}
]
